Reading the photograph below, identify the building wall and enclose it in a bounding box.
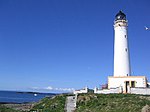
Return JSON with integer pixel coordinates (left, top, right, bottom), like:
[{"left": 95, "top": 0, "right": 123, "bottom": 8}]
[
  {"left": 108, "top": 76, "right": 147, "bottom": 92},
  {"left": 94, "top": 87, "right": 120, "bottom": 94},
  {"left": 94, "top": 76, "right": 149, "bottom": 94},
  {"left": 73, "top": 87, "right": 88, "bottom": 94},
  {"left": 94, "top": 87, "right": 150, "bottom": 95},
  {"left": 131, "top": 88, "right": 150, "bottom": 95}
]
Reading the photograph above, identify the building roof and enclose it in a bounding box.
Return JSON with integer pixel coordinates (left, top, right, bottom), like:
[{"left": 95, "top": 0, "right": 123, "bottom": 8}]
[{"left": 115, "top": 10, "right": 126, "bottom": 21}]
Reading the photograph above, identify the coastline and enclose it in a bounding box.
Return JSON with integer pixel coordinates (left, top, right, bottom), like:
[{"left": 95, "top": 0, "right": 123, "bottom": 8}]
[
  {"left": 0, "top": 96, "right": 55, "bottom": 111},
  {"left": 0, "top": 90, "right": 56, "bottom": 104},
  {"left": 0, "top": 102, "right": 35, "bottom": 111},
  {"left": 0, "top": 101, "right": 35, "bottom": 104},
  {"left": 0, "top": 91, "right": 57, "bottom": 111}
]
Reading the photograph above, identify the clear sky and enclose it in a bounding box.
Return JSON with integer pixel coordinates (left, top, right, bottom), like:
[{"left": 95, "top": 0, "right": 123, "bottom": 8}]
[{"left": 0, "top": 0, "right": 150, "bottom": 93}]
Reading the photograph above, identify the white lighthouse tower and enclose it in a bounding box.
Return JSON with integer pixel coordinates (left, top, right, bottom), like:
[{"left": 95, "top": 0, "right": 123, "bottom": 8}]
[
  {"left": 114, "top": 11, "right": 131, "bottom": 77},
  {"left": 107, "top": 11, "right": 147, "bottom": 93},
  {"left": 95, "top": 11, "right": 148, "bottom": 94}
]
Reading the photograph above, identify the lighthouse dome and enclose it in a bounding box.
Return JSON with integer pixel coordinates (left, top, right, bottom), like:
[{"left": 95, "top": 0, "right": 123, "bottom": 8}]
[{"left": 115, "top": 11, "right": 126, "bottom": 21}]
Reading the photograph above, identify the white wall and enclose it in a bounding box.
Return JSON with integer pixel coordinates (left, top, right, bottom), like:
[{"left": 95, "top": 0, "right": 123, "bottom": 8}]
[
  {"left": 94, "top": 87, "right": 150, "bottom": 95},
  {"left": 73, "top": 87, "right": 88, "bottom": 94},
  {"left": 94, "top": 88, "right": 120, "bottom": 94},
  {"left": 114, "top": 20, "right": 131, "bottom": 77},
  {"left": 108, "top": 76, "right": 147, "bottom": 90},
  {"left": 131, "top": 88, "right": 150, "bottom": 95}
]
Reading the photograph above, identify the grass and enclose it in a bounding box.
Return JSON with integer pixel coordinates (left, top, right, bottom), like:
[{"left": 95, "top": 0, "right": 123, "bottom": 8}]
[
  {"left": 30, "top": 94, "right": 68, "bottom": 112},
  {"left": 1, "top": 93, "right": 150, "bottom": 112},
  {"left": 75, "top": 93, "right": 150, "bottom": 112},
  {"left": 0, "top": 94, "right": 68, "bottom": 112}
]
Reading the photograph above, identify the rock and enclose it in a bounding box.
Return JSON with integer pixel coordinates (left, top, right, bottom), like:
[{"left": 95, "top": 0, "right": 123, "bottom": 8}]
[{"left": 141, "top": 105, "right": 150, "bottom": 112}]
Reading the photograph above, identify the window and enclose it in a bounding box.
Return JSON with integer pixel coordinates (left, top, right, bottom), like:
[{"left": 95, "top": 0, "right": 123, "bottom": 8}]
[
  {"left": 125, "top": 35, "right": 127, "bottom": 38},
  {"left": 125, "top": 48, "right": 128, "bottom": 52},
  {"left": 131, "top": 81, "right": 135, "bottom": 88}
]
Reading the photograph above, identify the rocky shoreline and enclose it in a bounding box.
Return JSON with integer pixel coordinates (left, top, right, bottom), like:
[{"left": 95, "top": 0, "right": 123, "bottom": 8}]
[{"left": 0, "top": 102, "right": 35, "bottom": 111}]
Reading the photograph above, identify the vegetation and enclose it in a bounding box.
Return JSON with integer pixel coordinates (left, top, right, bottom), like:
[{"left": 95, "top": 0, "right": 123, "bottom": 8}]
[
  {"left": 30, "top": 94, "right": 68, "bottom": 112},
  {"left": 1, "top": 93, "right": 150, "bottom": 112},
  {"left": 0, "top": 94, "right": 68, "bottom": 112},
  {"left": 75, "top": 93, "right": 150, "bottom": 112},
  {"left": 0, "top": 105, "right": 23, "bottom": 112}
]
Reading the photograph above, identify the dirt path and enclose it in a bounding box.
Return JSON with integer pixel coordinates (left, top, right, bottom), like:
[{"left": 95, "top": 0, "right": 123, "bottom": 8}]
[{"left": 65, "top": 95, "right": 77, "bottom": 112}]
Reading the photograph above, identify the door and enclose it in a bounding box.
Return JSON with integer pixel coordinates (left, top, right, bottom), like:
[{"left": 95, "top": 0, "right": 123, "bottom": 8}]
[{"left": 125, "top": 81, "right": 129, "bottom": 93}]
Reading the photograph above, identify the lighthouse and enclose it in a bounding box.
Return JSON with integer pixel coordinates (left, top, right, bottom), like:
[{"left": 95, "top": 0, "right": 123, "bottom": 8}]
[
  {"left": 114, "top": 11, "right": 131, "bottom": 77},
  {"left": 106, "top": 11, "right": 147, "bottom": 93},
  {"left": 94, "top": 11, "right": 149, "bottom": 94},
  {"left": 94, "top": 11, "right": 148, "bottom": 94}
]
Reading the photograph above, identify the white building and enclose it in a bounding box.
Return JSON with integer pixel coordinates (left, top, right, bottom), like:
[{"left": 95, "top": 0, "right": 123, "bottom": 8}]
[
  {"left": 108, "top": 76, "right": 147, "bottom": 93},
  {"left": 73, "top": 87, "right": 88, "bottom": 94},
  {"left": 95, "top": 11, "right": 150, "bottom": 94}
]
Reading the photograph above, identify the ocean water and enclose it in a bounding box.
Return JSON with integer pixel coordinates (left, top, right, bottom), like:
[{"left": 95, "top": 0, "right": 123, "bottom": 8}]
[{"left": 0, "top": 91, "right": 55, "bottom": 103}]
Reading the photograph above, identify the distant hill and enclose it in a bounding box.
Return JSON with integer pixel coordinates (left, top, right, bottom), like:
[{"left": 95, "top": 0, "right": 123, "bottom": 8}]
[{"left": 16, "top": 91, "right": 56, "bottom": 95}]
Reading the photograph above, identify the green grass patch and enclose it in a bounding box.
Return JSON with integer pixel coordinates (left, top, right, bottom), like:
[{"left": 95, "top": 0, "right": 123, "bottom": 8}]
[
  {"left": 75, "top": 93, "right": 150, "bottom": 112},
  {"left": 30, "top": 94, "right": 68, "bottom": 112}
]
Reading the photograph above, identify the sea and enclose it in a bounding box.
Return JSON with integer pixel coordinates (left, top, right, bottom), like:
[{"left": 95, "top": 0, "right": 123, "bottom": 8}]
[{"left": 0, "top": 91, "right": 56, "bottom": 104}]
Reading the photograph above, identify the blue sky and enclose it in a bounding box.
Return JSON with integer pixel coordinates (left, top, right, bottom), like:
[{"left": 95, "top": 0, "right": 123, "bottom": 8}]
[{"left": 0, "top": 0, "right": 149, "bottom": 93}]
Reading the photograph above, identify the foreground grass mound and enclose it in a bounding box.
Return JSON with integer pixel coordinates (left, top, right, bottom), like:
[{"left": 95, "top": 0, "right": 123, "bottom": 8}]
[
  {"left": 75, "top": 93, "right": 150, "bottom": 112},
  {"left": 30, "top": 94, "right": 67, "bottom": 112}
]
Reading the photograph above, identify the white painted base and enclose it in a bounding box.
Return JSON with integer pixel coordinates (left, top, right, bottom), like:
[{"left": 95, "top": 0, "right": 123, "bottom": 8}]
[{"left": 108, "top": 76, "right": 147, "bottom": 93}]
